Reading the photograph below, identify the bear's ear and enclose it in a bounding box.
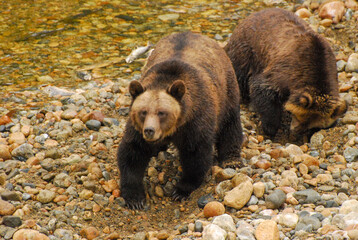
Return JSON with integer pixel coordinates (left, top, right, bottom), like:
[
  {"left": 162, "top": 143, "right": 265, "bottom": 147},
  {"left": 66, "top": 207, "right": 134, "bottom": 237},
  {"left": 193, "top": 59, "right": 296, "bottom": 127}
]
[
  {"left": 297, "top": 92, "right": 313, "bottom": 108},
  {"left": 168, "top": 80, "right": 186, "bottom": 100},
  {"left": 129, "top": 80, "right": 144, "bottom": 99}
]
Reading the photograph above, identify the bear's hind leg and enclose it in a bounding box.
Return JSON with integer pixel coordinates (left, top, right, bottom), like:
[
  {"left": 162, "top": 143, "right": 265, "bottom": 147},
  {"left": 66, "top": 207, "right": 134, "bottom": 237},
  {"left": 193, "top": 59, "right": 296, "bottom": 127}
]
[
  {"left": 216, "top": 106, "right": 243, "bottom": 169},
  {"left": 173, "top": 140, "right": 213, "bottom": 201}
]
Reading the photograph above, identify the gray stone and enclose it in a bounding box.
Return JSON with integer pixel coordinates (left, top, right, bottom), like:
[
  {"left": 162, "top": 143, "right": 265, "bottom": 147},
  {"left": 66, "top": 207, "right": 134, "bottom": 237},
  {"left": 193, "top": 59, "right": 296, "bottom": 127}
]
[
  {"left": 194, "top": 221, "right": 203, "bottom": 232},
  {"left": 212, "top": 214, "right": 236, "bottom": 232},
  {"left": 11, "top": 143, "right": 34, "bottom": 159},
  {"left": 93, "top": 194, "right": 109, "bottom": 206},
  {"left": 86, "top": 120, "right": 101, "bottom": 131},
  {"left": 293, "top": 189, "right": 321, "bottom": 204},
  {"left": 344, "top": 147, "right": 358, "bottom": 162},
  {"left": 1, "top": 191, "right": 21, "bottom": 201},
  {"left": 265, "top": 189, "right": 286, "bottom": 209},
  {"left": 2, "top": 216, "right": 22, "bottom": 228},
  {"left": 215, "top": 180, "right": 233, "bottom": 198},
  {"left": 295, "top": 216, "right": 321, "bottom": 231},
  {"left": 247, "top": 195, "right": 258, "bottom": 206}
]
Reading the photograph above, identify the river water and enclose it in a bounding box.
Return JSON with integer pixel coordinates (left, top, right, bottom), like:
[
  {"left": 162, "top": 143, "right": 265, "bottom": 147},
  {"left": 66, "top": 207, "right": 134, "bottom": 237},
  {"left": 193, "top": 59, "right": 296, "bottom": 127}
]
[{"left": 0, "top": 0, "right": 273, "bottom": 95}]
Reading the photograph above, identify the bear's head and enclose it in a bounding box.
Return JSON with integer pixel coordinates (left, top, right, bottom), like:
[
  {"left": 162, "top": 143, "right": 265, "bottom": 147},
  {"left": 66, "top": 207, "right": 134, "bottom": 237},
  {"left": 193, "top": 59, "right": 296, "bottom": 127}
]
[
  {"left": 284, "top": 91, "right": 347, "bottom": 134},
  {"left": 128, "top": 80, "right": 186, "bottom": 142}
]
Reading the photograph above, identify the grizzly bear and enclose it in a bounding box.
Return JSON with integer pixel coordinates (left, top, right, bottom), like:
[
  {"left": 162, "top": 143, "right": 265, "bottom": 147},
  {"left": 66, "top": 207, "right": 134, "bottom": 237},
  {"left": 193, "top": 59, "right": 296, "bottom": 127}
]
[
  {"left": 224, "top": 8, "right": 347, "bottom": 137},
  {"left": 117, "top": 31, "right": 243, "bottom": 209}
]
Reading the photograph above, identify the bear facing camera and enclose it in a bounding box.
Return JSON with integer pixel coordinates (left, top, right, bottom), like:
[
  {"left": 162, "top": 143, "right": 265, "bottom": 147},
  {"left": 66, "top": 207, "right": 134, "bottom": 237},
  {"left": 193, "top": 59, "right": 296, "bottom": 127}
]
[
  {"left": 224, "top": 8, "right": 347, "bottom": 138},
  {"left": 117, "top": 31, "right": 243, "bottom": 209}
]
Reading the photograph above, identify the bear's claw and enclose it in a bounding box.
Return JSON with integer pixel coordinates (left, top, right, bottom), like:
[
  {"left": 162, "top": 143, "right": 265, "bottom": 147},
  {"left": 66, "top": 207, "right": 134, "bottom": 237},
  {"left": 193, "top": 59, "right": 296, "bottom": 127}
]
[
  {"left": 125, "top": 199, "right": 146, "bottom": 210},
  {"left": 172, "top": 189, "right": 190, "bottom": 201}
]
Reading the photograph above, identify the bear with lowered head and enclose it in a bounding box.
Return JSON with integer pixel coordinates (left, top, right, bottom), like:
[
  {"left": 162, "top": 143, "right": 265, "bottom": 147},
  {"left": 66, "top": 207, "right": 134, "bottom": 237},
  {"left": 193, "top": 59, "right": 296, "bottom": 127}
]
[
  {"left": 117, "top": 31, "right": 243, "bottom": 209},
  {"left": 224, "top": 8, "right": 347, "bottom": 138}
]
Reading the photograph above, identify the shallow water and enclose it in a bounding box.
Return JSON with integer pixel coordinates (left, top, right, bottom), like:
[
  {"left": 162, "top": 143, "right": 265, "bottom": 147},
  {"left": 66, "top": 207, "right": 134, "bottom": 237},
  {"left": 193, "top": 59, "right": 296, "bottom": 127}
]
[{"left": 0, "top": 0, "right": 270, "bottom": 95}]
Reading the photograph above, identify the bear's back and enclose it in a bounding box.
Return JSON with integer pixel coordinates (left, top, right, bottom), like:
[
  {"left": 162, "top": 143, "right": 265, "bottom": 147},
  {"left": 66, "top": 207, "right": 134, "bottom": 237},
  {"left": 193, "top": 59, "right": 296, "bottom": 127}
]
[{"left": 226, "top": 8, "right": 338, "bottom": 96}]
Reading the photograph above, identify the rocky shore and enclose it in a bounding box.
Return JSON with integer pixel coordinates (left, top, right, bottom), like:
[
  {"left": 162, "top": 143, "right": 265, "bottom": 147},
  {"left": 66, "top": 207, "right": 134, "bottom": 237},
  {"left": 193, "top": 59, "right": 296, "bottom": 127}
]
[{"left": 1, "top": 0, "right": 358, "bottom": 240}]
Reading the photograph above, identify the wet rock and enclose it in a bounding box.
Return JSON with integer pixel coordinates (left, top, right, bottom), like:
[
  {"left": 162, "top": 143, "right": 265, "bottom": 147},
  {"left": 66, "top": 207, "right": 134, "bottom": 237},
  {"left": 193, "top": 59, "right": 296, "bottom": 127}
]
[
  {"left": 265, "top": 189, "right": 286, "bottom": 209},
  {"left": 346, "top": 53, "right": 358, "bottom": 72},
  {"left": 255, "top": 220, "right": 280, "bottom": 240},
  {"left": 203, "top": 201, "right": 225, "bottom": 218},
  {"left": 80, "top": 226, "right": 99, "bottom": 240},
  {"left": 319, "top": 1, "right": 345, "bottom": 23},
  {"left": 224, "top": 180, "right": 253, "bottom": 209},
  {"left": 202, "top": 224, "right": 227, "bottom": 240},
  {"left": 2, "top": 216, "right": 22, "bottom": 228},
  {"left": 37, "top": 189, "right": 56, "bottom": 203},
  {"left": 13, "top": 229, "right": 50, "bottom": 240},
  {"left": 0, "top": 199, "right": 15, "bottom": 215},
  {"left": 212, "top": 214, "right": 235, "bottom": 232}
]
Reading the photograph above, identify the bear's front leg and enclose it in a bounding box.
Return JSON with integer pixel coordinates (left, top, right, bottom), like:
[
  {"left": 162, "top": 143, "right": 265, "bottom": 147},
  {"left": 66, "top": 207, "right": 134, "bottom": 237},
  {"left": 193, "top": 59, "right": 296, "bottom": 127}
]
[
  {"left": 117, "top": 126, "right": 152, "bottom": 209},
  {"left": 173, "top": 140, "right": 213, "bottom": 201}
]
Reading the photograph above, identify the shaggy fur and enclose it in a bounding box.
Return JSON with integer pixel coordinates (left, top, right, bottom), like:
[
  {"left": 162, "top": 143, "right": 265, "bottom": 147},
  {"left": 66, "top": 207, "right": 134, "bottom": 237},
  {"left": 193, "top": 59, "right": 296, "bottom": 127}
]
[
  {"left": 224, "top": 8, "right": 347, "bottom": 137},
  {"left": 117, "top": 31, "right": 243, "bottom": 209}
]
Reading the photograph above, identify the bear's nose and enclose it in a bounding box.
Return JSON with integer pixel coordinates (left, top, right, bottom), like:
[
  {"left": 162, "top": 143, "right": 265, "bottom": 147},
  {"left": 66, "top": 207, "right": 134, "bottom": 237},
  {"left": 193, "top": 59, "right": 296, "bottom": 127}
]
[{"left": 144, "top": 127, "right": 155, "bottom": 139}]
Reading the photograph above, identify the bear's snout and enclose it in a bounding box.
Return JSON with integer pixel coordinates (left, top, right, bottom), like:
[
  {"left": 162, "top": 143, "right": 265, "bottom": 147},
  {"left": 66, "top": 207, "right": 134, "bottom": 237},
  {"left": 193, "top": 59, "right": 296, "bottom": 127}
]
[{"left": 144, "top": 127, "right": 155, "bottom": 139}]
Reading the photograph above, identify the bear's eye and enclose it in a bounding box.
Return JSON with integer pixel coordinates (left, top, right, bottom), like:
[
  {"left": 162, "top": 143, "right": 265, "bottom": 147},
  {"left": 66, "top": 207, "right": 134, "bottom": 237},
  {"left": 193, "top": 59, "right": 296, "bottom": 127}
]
[
  {"left": 139, "top": 111, "right": 147, "bottom": 118},
  {"left": 157, "top": 111, "right": 167, "bottom": 118}
]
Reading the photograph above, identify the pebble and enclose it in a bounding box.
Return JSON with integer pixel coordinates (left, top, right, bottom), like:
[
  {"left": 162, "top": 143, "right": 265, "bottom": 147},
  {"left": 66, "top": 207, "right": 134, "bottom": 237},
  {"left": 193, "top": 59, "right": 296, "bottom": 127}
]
[
  {"left": 54, "top": 229, "right": 74, "bottom": 240},
  {"left": 80, "top": 227, "right": 100, "bottom": 240},
  {"left": 346, "top": 53, "right": 358, "bottom": 72},
  {"left": 0, "top": 144, "right": 11, "bottom": 160},
  {"left": 278, "top": 213, "right": 299, "bottom": 228},
  {"left": 318, "top": 1, "right": 345, "bottom": 23},
  {"left": 86, "top": 120, "right": 101, "bottom": 131},
  {"left": 255, "top": 220, "right": 280, "bottom": 240},
  {"left": 11, "top": 143, "right": 34, "bottom": 159},
  {"left": 0, "top": 199, "right": 15, "bottom": 215},
  {"left": 202, "top": 224, "right": 227, "bottom": 240},
  {"left": 197, "top": 194, "right": 214, "bottom": 208},
  {"left": 224, "top": 180, "right": 253, "bottom": 209},
  {"left": 253, "top": 182, "right": 265, "bottom": 198},
  {"left": 293, "top": 189, "right": 321, "bottom": 204},
  {"left": 212, "top": 214, "right": 236, "bottom": 232},
  {"left": 13, "top": 229, "right": 50, "bottom": 240},
  {"left": 265, "top": 189, "right": 286, "bottom": 209},
  {"left": 37, "top": 189, "right": 56, "bottom": 203},
  {"left": 295, "top": 8, "right": 312, "bottom": 19},
  {"left": 203, "top": 201, "right": 225, "bottom": 218},
  {"left": 2, "top": 216, "right": 22, "bottom": 228},
  {"left": 344, "top": 147, "right": 358, "bottom": 162}
]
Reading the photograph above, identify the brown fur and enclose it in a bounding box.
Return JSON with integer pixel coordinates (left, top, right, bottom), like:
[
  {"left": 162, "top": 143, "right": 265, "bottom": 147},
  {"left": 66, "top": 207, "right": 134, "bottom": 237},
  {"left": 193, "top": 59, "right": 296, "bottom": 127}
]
[
  {"left": 117, "top": 31, "right": 243, "bottom": 209},
  {"left": 224, "top": 8, "right": 347, "bottom": 137}
]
